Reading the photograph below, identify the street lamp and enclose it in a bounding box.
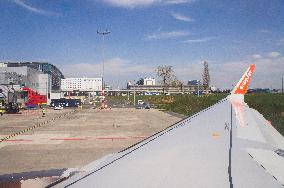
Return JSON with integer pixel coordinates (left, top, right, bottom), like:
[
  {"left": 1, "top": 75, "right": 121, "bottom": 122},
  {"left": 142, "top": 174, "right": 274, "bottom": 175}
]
[
  {"left": 133, "top": 80, "right": 136, "bottom": 106},
  {"left": 97, "top": 29, "right": 110, "bottom": 91},
  {"left": 197, "top": 80, "right": 200, "bottom": 97},
  {"left": 282, "top": 76, "right": 284, "bottom": 94}
]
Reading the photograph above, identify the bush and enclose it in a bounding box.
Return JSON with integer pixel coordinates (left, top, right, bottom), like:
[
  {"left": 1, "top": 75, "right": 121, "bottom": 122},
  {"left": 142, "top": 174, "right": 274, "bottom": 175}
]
[{"left": 245, "top": 93, "right": 284, "bottom": 136}]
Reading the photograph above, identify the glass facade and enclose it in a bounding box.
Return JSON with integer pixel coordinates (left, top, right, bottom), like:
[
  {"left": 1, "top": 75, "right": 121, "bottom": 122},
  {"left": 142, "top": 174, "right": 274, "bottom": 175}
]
[{"left": 6, "top": 62, "right": 64, "bottom": 91}]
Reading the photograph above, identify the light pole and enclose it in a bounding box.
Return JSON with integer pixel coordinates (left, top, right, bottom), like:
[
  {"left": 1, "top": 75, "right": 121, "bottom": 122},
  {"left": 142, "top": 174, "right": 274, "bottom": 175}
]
[
  {"left": 127, "top": 90, "right": 129, "bottom": 101},
  {"left": 282, "top": 76, "right": 284, "bottom": 94},
  {"left": 197, "top": 80, "right": 200, "bottom": 97},
  {"left": 133, "top": 80, "right": 136, "bottom": 106},
  {"left": 97, "top": 29, "right": 110, "bottom": 92},
  {"left": 46, "top": 81, "right": 48, "bottom": 104}
]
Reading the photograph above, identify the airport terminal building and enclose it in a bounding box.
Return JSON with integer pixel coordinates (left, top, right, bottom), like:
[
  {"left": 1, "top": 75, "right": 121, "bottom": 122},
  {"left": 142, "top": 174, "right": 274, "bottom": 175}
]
[
  {"left": 1, "top": 62, "right": 64, "bottom": 91},
  {"left": 0, "top": 62, "right": 64, "bottom": 104}
]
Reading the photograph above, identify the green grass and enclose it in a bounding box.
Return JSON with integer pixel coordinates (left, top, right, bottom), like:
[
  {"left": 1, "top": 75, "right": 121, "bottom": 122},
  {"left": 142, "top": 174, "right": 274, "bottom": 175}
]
[
  {"left": 153, "top": 94, "right": 228, "bottom": 116},
  {"left": 107, "top": 93, "right": 284, "bottom": 136},
  {"left": 245, "top": 93, "right": 284, "bottom": 136}
]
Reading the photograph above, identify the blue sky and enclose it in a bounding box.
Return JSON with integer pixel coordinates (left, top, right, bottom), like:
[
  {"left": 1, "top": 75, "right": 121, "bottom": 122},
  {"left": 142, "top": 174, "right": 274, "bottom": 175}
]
[{"left": 0, "top": 0, "right": 283, "bottom": 89}]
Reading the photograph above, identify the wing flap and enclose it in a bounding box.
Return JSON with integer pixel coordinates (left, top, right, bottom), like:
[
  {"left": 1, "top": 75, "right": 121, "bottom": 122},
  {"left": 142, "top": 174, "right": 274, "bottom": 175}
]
[{"left": 247, "top": 148, "right": 284, "bottom": 185}]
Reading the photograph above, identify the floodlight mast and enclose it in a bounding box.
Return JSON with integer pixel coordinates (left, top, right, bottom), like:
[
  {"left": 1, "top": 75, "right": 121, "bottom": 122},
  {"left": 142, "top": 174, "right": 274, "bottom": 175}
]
[
  {"left": 281, "top": 76, "right": 284, "bottom": 94},
  {"left": 97, "top": 29, "right": 110, "bottom": 92}
]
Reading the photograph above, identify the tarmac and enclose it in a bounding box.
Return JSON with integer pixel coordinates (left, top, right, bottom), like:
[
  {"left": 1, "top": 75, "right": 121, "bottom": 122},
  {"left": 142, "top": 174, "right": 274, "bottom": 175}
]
[{"left": 0, "top": 107, "right": 181, "bottom": 176}]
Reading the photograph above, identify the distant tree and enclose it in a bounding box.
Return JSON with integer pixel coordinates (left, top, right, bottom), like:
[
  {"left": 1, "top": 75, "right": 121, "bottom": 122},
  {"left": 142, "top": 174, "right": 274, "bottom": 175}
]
[
  {"left": 170, "top": 77, "right": 184, "bottom": 92},
  {"left": 136, "top": 78, "right": 144, "bottom": 85},
  {"left": 177, "top": 80, "right": 184, "bottom": 92},
  {"left": 202, "top": 61, "right": 210, "bottom": 90},
  {"left": 156, "top": 65, "right": 175, "bottom": 94},
  {"left": 170, "top": 76, "right": 182, "bottom": 86}
]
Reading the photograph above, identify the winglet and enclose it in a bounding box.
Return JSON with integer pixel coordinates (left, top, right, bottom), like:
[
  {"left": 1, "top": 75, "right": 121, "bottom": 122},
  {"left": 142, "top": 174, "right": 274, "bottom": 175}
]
[{"left": 231, "top": 64, "right": 255, "bottom": 95}]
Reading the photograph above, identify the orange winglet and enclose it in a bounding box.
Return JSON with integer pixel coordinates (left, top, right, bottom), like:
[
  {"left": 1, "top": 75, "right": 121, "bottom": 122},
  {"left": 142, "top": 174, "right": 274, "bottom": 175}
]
[{"left": 232, "top": 64, "right": 255, "bottom": 95}]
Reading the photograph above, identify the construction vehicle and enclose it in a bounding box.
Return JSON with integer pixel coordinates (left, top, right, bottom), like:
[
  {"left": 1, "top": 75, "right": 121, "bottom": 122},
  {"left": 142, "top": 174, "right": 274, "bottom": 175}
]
[
  {"left": 22, "top": 87, "right": 47, "bottom": 107},
  {"left": 5, "top": 102, "right": 20, "bottom": 114}
]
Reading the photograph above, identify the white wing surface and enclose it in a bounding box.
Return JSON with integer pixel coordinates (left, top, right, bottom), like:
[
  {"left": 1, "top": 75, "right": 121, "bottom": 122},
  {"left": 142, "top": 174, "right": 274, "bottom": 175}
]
[{"left": 52, "top": 65, "right": 284, "bottom": 188}]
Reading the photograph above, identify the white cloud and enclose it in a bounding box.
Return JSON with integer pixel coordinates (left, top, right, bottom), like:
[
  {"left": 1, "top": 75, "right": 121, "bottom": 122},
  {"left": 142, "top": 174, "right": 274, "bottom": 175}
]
[
  {"left": 102, "top": 0, "right": 194, "bottom": 8},
  {"left": 60, "top": 58, "right": 154, "bottom": 88},
  {"left": 173, "top": 52, "right": 284, "bottom": 90},
  {"left": 268, "top": 51, "right": 281, "bottom": 58},
  {"left": 183, "top": 37, "right": 213, "bottom": 43},
  {"left": 175, "top": 61, "right": 203, "bottom": 81},
  {"left": 60, "top": 53, "right": 284, "bottom": 90},
  {"left": 178, "top": 53, "right": 284, "bottom": 90},
  {"left": 258, "top": 29, "right": 270, "bottom": 33},
  {"left": 147, "top": 31, "right": 189, "bottom": 40},
  {"left": 277, "top": 38, "right": 284, "bottom": 46},
  {"left": 251, "top": 54, "right": 262, "bottom": 59},
  {"left": 102, "top": 0, "right": 161, "bottom": 8},
  {"left": 171, "top": 12, "right": 194, "bottom": 22},
  {"left": 164, "top": 0, "right": 193, "bottom": 4},
  {"left": 14, "top": 0, "right": 57, "bottom": 16}
]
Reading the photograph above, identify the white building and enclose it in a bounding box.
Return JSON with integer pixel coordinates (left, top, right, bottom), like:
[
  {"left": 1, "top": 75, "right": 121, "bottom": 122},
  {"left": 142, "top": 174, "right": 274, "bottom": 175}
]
[
  {"left": 61, "top": 78, "right": 103, "bottom": 91},
  {"left": 143, "top": 77, "right": 156, "bottom": 86}
]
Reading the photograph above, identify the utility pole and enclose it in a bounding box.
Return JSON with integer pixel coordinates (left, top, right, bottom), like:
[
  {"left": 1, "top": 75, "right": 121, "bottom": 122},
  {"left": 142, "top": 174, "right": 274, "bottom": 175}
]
[
  {"left": 127, "top": 91, "right": 129, "bottom": 101},
  {"left": 282, "top": 76, "right": 284, "bottom": 94},
  {"left": 97, "top": 29, "right": 110, "bottom": 92},
  {"left": 197, "top": 80, "right": 200, "bottom": 97},
  {"left": 133, "top": 80, "right": 136, "bottom": 106}
]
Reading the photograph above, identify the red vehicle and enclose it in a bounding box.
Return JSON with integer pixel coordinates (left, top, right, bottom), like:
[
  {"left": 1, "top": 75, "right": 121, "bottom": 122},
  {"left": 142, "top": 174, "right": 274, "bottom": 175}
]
[{"left": 22, "top": 87, "right": 47, "bottom": 106}]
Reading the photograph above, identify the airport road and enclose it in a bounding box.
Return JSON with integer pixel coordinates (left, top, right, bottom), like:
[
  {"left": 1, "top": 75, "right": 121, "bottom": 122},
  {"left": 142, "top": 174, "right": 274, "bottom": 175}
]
[{"left": 0, "top": 107, "right": 181, "bottom": 175}]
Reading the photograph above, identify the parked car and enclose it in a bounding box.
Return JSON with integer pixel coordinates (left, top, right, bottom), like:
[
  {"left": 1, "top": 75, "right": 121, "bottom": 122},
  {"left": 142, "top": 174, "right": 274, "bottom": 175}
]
[
  {"left": 54, "top": 105, "right": 63, "bottom": 110},
  {"left": 144, "top": 103, "right": 151, "bottom": 109},
  {"left": 137, "top": 100, "right": 144, "bottom": 105},
  {"left": 135, "top": 104, "right": 144, "bottom": 109},
  {"left": 135, "top": 103, "right": 151, "bottom": 109}
]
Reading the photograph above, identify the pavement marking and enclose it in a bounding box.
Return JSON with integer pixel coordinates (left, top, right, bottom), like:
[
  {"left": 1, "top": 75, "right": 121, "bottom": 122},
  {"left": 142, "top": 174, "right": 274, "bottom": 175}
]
[
  {"left": 0, "top": 134, "right": 71, "bottom": 149},
  {"left": 0, "top": 134, "right": 150, "bottom": 149},
  {"left": 130, "top": 136, "right": 148, "bottom": 139},
  {"left": 2, "top": 139, "right": 33, "bottom": 142},
  {"left": 0, "top": 110, "right": 77, "bottom": 143},
  {"left": 96, "top": 136, "right": 149, "bottom": 140},
  {"left": 96, "top": 137, "right": 128, "bottom": 140},
  {"left": 50, "top": 138, "right": 88, "bottom": 141}
]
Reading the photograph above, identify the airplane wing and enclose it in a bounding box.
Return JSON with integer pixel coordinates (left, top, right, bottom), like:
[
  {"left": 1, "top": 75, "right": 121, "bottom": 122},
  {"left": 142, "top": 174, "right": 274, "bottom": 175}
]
[{"left": 52, "top": 64, "right": 284, "bottom": 188}]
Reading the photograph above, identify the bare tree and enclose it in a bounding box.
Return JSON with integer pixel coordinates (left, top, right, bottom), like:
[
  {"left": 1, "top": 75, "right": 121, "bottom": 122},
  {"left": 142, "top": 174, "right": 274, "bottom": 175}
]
[
  {"left": 202, "top": 61, "right": 210, "bottom": 90},
  {"left": 156, "top": 65, "right": 175, "bottom": 94},
  {"left": 178, "top": 80, "right": 184, "bottom": 93},
  {"left": 170, "top": 76, "right": 183, "bottom": 90}
]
